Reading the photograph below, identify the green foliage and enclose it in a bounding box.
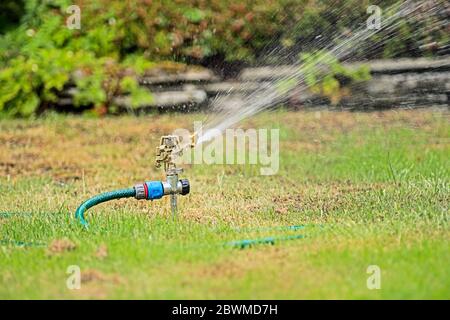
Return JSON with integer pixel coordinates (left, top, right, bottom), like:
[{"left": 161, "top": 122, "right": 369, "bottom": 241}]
[
  {"left": 76, "top": 0, "right": 297, "bottom": 62},
  {"left": 276, "top": 50, "right": 371, "bottom": 104},
  {"left": 299, "top": 51, "right": 371, "bottom": 104},
  {"left": 0, "top": 49, "right": 74, "bottom": 116},
  {"left": 0, "top": 0, "right": 447, "bottom": 116},
  {"left": 0, "top": 1, "right": 25, "bottom": 34},
  {"left": 0, "top": 1, "right": 153, "bottom": 117},
  {"left": 183, "top": 8, "right": 207, "bottom": 23}
]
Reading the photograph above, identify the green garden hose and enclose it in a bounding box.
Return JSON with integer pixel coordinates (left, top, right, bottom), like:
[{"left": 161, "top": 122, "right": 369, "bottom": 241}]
[
  {"left": 75, "top": 188, "right": 135, "bottom": 228},
  {"left": 2, "top": 206, "right": 305, "bottom": 248},
  {"left": 226, "top": 234, "right": 305, "bottom": 249}
]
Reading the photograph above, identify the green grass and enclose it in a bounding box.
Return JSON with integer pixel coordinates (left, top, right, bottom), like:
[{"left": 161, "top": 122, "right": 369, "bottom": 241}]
[{"left": 0, "top": 109, "right": 448, "bottom": 299}]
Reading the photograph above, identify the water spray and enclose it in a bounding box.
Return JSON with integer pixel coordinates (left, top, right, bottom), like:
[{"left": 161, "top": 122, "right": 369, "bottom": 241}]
[{"left": 75, "top": 135, "right": 192, "bottom": 227}]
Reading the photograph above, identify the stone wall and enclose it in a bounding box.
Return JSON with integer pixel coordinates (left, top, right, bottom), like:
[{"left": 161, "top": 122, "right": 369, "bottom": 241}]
[
  {"left": 141, "top": 56, "right": 450, "bottom": 110},
  {"left": 61, "top": 56, "right": 450, "bottom": 110}
]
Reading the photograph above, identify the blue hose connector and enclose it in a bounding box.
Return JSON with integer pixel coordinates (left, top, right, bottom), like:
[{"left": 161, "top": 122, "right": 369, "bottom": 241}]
[
  {"left": 134, "top": 181, "right": 164, "bottom": 200},
  {"left": 145, "top": 181, "right": 164, "bottom": 200}
]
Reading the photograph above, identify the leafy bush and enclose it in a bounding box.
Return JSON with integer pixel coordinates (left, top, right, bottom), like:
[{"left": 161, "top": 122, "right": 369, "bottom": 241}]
[
  {"left": 75, "top": 0, "right": 302, "bottom": 62},
  {"left": 0, "top": 0, "right": 153, "bottom": 117},
  {"left": 75, "top": 0, "right": 447, "bottom": 62},
  {"left": 299, "top": 51, "right": 371, "bottom": 104},
  {"left": 0, "top": 0, "right": 447, "bottom": 116},
  {"left": 276, "top": 51, "right": 371, "bottom": 104}
]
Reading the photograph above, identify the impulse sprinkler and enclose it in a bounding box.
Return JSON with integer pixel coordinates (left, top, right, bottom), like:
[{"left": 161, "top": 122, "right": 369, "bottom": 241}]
[
  {"left": 74, "top": 135, "right": 192, "bottom": 227},
  {"left": 154, "top": 135, "right": 190, "bottom": 217},
  {"left": 72, "top": 133, "right": 305, "bottom": 248}
]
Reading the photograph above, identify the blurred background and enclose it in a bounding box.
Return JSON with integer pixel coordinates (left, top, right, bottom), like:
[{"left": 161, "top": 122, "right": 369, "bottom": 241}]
[{"left": 0, "top": 0, "right": 449, "bottom": 117}]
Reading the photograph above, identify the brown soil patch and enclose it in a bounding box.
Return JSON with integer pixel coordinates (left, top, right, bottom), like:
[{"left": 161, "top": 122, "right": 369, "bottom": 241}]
[
  {"left": 81, "top": 269, "right": 108, "bottom": 283},
  {"left": 47, "top": 238, "right": 77, "bottom": 255},
  {"left": 95, "top": 244, "right": 108, "bottom": 260},
  {"left": 71, "top": 269, "right": 124, "bottom": 299}
]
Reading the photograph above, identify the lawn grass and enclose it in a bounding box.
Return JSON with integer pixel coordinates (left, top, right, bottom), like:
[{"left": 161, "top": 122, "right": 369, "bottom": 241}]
[{"left": 0, "top": 109, "right": 448, "bottom": 299}]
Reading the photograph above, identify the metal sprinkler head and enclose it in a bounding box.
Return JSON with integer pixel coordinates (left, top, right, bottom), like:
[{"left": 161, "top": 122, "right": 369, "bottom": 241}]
[{"left": 155, "top": 135, "right": 192, "bottom": 217}]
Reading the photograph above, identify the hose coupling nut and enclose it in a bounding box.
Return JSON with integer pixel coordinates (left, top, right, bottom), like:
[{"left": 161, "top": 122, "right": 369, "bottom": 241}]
[
  {"left": 134, "top": 183, "right": 146, "bottom": 200},
  {"left": 180, "top": 179, "right": 190, "bottom": 195}
]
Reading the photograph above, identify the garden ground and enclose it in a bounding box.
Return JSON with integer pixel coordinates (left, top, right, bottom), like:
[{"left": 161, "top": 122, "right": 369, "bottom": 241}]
[{"left": 0, "top": 109, "right": 448, "bottom": 299}]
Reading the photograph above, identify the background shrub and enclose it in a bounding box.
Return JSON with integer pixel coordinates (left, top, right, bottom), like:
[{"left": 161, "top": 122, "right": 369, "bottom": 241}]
[{"left": 0, "top": 0, "right": 448, "bottom": 117}]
